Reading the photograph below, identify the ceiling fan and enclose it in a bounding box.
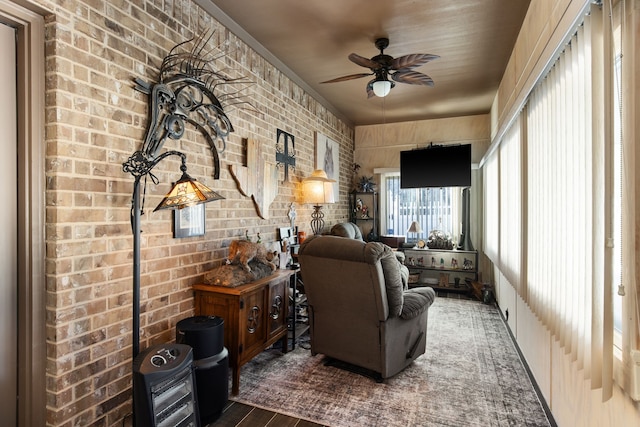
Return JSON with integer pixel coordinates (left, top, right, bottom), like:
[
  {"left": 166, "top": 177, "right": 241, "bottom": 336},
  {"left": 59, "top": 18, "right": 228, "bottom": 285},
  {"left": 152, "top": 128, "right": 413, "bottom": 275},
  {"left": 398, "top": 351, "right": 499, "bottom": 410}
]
[{"left": 321, "top": 37, "right": 439, "bottom": 98}]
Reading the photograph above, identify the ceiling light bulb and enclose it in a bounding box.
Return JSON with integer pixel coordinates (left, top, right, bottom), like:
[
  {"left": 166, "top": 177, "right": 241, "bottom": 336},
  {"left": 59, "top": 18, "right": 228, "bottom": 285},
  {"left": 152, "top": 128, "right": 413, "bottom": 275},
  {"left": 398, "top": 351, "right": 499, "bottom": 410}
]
[{"left": 372, "top": 80, "right": 392, "bottom": 97}]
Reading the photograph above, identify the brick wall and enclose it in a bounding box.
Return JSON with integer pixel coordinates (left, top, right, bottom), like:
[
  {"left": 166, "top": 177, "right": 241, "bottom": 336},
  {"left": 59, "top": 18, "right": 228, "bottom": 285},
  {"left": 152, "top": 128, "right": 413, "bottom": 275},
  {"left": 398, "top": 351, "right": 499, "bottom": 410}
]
[{"left": 38, "top": 1, "right": 353, "bottom": 425}]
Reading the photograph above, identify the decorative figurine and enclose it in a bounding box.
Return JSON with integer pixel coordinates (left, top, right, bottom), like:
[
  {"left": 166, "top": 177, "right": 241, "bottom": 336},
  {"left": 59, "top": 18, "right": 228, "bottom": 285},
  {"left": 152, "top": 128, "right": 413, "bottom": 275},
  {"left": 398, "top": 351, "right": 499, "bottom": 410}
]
[
  {"left": 226, "top": 239, "right": 278, "bottom": 273},
  {"left": 352, "top": 163, "right": 361, "bottom": 191},
  {"left": 288, "top": 202, "right": 297, "bottom": 229},
  {"left": 358, "top": 176, "right": 376, "bottom": 192}
]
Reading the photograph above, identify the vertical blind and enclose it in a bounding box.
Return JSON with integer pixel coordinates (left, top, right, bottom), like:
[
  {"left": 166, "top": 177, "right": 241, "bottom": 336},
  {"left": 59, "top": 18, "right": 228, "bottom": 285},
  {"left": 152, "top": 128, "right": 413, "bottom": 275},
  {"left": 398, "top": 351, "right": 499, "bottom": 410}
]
[
  {"left": 528, "top": 12, "right": 613, "bottom": 397},
  {"left": 527, "top": 21, "right": 597, "bottom": 377},
  {"left": 483, "top": 6, "right": 615, "bottom": 400},
  {"left": 483, "top": 151, "right": 499, "bottom": 264},
  {"left": 499, "top": 116, "right": 523, "bottom": 294},
  {"left": 381, "top": 174, "right": 460, "bottom": 240}
]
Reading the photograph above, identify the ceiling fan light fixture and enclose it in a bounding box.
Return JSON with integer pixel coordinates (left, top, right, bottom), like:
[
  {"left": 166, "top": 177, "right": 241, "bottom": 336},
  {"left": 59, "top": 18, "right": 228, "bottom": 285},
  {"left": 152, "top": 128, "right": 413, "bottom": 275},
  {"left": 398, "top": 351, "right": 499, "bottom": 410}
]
[
  {"left": 321, "top": 37, "right": 438, "bottom": 99},
  {"left": 372, "top": 79, "right": 392, "bottom": 97}
]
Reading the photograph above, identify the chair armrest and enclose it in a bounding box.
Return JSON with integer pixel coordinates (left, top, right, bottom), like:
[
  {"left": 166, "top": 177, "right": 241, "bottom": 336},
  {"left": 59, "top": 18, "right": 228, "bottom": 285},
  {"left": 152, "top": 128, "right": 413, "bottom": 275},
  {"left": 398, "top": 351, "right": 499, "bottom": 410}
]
[{"left": 400, "top": 287, "right": 436, "bottom": 320}]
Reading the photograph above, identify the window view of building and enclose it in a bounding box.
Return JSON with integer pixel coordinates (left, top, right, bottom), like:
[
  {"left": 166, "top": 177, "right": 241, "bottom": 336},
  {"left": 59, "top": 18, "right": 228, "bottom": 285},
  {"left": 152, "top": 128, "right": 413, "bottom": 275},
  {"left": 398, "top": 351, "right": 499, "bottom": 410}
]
[{"left": 380, "top": 173, "right": 460, "bottom": 241}]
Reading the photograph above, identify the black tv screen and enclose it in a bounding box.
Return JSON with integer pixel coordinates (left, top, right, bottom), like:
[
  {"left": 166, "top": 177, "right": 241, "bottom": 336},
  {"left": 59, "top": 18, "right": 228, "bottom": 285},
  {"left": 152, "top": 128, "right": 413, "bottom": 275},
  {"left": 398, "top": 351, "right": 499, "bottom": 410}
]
[{"left": 400, "top": 144, "right": 472, "bottom": 188}]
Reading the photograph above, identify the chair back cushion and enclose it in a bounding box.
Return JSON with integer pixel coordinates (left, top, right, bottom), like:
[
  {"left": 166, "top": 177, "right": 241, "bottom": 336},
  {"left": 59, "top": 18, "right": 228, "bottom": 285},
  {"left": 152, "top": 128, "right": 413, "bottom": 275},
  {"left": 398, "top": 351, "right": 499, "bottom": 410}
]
[
  {"left": 329, "top": 222, "right": 363, "bottom": 240},
  {"left": 299, "top": 235, "right": 406, "bottom": 317}
]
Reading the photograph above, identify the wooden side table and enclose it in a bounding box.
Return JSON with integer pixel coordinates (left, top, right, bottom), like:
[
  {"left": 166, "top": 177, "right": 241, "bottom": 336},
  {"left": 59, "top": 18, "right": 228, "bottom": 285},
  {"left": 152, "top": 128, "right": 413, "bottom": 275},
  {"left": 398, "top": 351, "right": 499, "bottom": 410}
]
[{"left": 193, "top": 269, "right": 294, "bottom": 395}]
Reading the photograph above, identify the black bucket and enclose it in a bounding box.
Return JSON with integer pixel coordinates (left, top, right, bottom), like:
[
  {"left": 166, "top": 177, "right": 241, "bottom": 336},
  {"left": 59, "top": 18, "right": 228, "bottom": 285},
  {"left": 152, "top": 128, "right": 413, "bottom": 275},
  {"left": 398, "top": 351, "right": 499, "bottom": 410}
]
[{"left": 176, "top": 315, "right": 224, "bottom": 359}]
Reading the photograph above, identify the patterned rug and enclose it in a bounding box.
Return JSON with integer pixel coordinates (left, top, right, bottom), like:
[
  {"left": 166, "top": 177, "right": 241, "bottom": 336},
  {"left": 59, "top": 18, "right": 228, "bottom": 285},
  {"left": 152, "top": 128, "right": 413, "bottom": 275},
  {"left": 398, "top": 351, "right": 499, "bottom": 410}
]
[{"left": 231, "top": 298, "right": 552, "bottom": 427}]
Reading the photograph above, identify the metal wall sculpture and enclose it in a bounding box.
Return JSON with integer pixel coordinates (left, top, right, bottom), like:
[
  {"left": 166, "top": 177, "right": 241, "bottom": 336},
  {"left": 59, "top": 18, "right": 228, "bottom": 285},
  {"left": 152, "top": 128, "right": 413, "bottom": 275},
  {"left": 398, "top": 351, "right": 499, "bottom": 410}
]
[{"left": 129, "top": 32, "right": 252, "bottom": 180}]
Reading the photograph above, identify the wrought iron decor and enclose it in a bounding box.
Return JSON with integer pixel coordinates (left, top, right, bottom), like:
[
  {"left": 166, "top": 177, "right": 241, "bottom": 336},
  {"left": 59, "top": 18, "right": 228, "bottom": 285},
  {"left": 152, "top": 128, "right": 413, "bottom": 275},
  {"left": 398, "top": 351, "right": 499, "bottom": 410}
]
[
  {"left": 275, "top": 129, "right": 295, "bottom": 181},
  {"left": 128, "top": 32, "right": 253, "bottom": 182}
]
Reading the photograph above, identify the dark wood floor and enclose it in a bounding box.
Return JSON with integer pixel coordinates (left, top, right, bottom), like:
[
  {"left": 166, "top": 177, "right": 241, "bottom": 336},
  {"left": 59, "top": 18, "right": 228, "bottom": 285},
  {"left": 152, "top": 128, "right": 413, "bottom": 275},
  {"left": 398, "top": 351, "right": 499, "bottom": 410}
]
[{"left": 206, "top": 401, "right": 326, "bottom": 427}]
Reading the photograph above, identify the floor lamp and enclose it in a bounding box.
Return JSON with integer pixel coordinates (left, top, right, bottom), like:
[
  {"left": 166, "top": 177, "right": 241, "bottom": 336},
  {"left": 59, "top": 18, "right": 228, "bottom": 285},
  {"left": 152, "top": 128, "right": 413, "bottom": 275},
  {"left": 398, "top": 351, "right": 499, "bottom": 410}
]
[
  {"left": 123, "top": 150, "right": 224, "bottom": 359},
  {"left": 302, "top": 169, "right": 335, "bottom": 235}
]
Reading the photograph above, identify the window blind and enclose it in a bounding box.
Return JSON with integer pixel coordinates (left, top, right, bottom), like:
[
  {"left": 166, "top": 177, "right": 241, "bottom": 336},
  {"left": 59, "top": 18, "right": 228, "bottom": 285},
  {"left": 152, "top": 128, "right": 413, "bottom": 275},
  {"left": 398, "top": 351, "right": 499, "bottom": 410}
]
[
  {"left": 499, "top": 116, "right": 523, "bottom": 294},
  {"left": 526, "top": 15, "right": 612, "bottom": 397},
  {"left": 483, "top": 149, "right": 499, "bottom": 265}
]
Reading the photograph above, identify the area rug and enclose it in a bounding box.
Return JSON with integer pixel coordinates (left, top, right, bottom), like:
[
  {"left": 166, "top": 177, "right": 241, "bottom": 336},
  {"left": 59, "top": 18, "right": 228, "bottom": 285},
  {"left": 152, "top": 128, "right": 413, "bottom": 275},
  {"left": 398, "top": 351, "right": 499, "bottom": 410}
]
[{"left": 231, "top": 298, "right": 552, "bottom": 427}]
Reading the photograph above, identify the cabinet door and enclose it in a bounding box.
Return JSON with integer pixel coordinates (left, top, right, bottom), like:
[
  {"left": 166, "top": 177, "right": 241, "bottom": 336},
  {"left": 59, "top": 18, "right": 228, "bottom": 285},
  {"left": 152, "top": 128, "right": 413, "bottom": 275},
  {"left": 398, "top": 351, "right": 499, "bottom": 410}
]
[
  {"left": 267, "top": 278, "right": 287, "bottom": 338},
  {"left": 239, "top": 287, "right": 267, "bottom": 362}
]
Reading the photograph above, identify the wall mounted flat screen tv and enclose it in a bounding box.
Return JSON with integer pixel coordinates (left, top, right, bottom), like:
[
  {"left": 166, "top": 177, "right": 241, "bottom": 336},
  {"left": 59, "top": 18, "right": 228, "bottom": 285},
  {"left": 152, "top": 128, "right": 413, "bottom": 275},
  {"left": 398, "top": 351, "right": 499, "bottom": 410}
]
[{"left": 400, "top": 144, "right": 472, "bottom": 188}]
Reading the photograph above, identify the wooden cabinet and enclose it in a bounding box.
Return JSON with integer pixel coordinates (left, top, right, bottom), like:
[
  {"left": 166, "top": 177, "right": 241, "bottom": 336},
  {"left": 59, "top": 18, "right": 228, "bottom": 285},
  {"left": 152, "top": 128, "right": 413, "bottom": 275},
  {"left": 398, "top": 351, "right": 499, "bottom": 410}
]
[
  {"left": 403, "top": 248, "right": 478, "bottom": 293},
  {"left": 193, "top": 269, "right": 294, "bottom": 395},
  {"left": 349, "top": 191, "right": 378, "bottom": 241}
]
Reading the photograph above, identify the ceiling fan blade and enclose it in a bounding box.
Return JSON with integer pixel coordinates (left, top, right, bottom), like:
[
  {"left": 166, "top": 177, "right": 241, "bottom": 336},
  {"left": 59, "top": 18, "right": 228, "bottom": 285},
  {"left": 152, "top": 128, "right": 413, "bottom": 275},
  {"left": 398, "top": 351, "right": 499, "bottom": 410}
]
[
  {"left": 320, "top": 73, "right": 372, "bottom": 83},
  {"left": 366, "top": 79, "right": 376, "bottom": 98},
  {"left": 348, "top": 53, "right": 381, "bottom": 70},
  {"left": 390, "top": 53, "right": 440, "bottom": 70},
  {"left": 392, "top": 70, "right": 435, "bottom": 86}
]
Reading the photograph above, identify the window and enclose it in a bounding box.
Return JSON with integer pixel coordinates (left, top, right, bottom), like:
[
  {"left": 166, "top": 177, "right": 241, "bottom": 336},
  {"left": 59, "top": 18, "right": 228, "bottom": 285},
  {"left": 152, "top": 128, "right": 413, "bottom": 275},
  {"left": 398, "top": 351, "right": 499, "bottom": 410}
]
[{"left": 379, "top": 172, "right": 460, "bottom": 242}]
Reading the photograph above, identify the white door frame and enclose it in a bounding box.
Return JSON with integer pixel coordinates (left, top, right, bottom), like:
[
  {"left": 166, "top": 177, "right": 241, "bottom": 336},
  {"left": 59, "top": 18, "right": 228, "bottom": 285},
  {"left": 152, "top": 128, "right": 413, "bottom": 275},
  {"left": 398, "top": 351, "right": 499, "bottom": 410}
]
[{"left": 0, "top": 1, "right": 46, "bottom": 425}]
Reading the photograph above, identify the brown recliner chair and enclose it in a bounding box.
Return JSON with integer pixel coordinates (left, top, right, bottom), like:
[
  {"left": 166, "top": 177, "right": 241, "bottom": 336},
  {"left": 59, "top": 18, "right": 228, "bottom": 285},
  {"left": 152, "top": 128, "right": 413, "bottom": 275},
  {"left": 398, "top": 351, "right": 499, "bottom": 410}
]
[{"left": 298, "top": 235, "right": 436, "bottom": 380}]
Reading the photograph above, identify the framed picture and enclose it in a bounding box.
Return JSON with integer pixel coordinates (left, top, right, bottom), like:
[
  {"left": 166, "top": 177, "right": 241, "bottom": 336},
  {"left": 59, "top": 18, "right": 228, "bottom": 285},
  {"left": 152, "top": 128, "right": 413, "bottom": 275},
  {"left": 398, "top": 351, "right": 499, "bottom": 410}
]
[
  {"left": 315, "top": 132, "right": 339, "bottom": 201},
  {"left": 173, "top": 204, "right": 205, "bottom": 238}
]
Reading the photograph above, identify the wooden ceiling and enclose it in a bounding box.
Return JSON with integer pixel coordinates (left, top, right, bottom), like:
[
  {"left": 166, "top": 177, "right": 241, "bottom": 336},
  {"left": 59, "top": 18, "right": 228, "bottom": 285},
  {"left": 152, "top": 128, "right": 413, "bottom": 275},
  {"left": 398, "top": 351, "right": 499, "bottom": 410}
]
[{"left": 196, "top": 0, "right": 531, "bottom": 126}]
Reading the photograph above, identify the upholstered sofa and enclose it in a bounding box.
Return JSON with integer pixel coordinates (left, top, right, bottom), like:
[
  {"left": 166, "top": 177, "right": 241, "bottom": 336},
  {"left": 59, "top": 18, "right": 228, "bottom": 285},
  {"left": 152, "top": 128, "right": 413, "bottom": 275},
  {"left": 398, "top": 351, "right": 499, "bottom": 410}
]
[{"left": 298, "top": 235, "right": 436, "bottom": 380}]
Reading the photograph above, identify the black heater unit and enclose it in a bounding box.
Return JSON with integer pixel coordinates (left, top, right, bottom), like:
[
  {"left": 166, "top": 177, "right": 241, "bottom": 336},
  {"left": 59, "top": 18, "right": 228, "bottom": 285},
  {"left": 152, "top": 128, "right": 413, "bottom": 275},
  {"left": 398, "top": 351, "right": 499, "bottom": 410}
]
[
  {"left": 176, "top": 316, "right": 229, "bottom": 425},
  {"left": 133, "top": 343, "right": 199, "bottom": 427}
]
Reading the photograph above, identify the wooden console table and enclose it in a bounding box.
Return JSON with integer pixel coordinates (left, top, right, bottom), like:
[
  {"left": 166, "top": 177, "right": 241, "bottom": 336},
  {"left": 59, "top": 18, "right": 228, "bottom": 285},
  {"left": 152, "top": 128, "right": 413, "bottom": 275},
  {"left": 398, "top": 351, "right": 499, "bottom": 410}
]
[{"left": 193, "top": 269, "right": 294, "bottom": 395}]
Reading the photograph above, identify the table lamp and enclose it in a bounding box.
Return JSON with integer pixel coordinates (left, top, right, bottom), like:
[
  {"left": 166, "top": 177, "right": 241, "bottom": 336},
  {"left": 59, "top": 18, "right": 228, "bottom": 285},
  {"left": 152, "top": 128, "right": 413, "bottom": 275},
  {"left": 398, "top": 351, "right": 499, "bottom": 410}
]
[
  {"left": 407, "top": 220, "right": 423, "bottom": 246},
  {"left": 302, "top": 169, "right": 335, "bottom": 234}
]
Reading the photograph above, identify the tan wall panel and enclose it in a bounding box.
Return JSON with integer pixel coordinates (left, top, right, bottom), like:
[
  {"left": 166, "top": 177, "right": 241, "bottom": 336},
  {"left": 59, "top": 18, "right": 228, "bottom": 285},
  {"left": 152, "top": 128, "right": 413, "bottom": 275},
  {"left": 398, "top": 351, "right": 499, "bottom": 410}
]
[
  {"left": 355, "top": 114, "right": 491, "bottom": 177},
  {"left": 491, "top": 0, "right": 590, "bottom": 141}
]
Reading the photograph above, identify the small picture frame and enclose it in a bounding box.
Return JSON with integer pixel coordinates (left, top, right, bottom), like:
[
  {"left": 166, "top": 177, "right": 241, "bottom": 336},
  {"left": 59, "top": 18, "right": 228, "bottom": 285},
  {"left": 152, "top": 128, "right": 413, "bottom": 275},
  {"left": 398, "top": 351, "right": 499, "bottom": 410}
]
[
  {"left": 315, "top": 132, "right": 339, "bottom": 201},
  {"left": 173, "top": 204, "right": 205, "bottom": 238}
]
